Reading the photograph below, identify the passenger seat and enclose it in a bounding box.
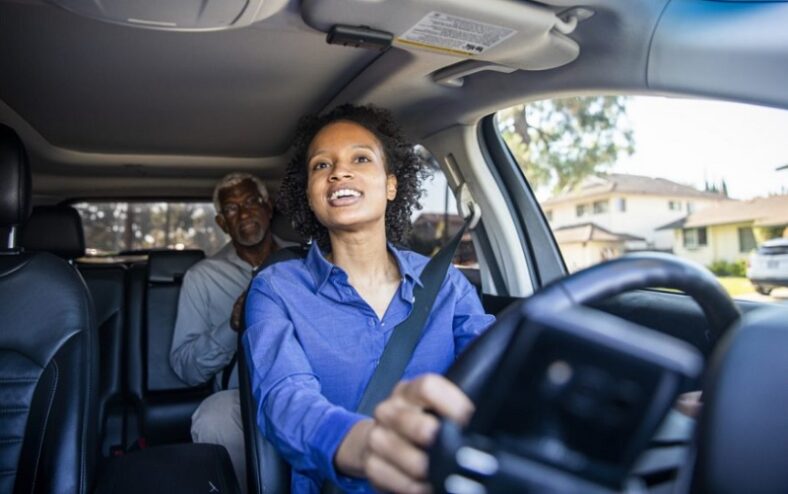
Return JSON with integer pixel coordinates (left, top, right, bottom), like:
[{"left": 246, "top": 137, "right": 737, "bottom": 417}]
[{"left": 1, "top": 126, "right": 97, "bottom": 493}]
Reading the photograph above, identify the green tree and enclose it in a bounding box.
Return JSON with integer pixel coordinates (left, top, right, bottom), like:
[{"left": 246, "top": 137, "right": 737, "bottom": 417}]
[{"left": 497, "top": 96, "right": 634, "bottom": 194}]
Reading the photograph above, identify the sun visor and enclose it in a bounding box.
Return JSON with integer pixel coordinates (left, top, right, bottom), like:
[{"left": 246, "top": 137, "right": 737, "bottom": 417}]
[
  {"left": 301, "top": 0, "right": 588, "bottom": 71},
  {"left": 47, "top": 0, "right": 290, "bottom": 31}
]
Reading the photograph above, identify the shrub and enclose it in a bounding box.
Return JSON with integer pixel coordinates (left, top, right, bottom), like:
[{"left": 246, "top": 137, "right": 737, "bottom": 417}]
[{"left": 707, "top": 259, "right": 747, "bottom": 277}]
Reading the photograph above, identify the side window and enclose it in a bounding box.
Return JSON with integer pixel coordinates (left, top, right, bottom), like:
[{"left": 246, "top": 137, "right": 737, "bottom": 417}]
[
  {"left": 73, "top": 201, "right": 226, "bottom": 259},
  {"left": 405, "top": 147, "right": 478, "bottom": 268},
  {"left": 496, "top": 95, "right": 788, "bottom": 302}
]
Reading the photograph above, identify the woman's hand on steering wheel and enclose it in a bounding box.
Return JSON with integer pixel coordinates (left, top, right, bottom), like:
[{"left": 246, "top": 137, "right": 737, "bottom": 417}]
[{"left": 364, "top": 374, "right": 474, "bottom": 494}]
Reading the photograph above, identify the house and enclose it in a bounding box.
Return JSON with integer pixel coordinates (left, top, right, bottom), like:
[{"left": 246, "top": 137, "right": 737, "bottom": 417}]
[
  {"left": 659, "top": 194, "right": 788, "bottom": 266},
  {"left": 552, "top": 223, "right": 644, "bottom": 272},
  {"left": 542, "top": 173, "right": 727, "bottom": 250},
  {"left": 540, "top": 173, "right": 727, "bottom": 270}
]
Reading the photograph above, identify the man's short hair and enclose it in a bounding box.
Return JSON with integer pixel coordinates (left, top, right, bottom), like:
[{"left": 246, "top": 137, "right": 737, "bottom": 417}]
[{"left": 212, "top": 173, "right": 270, "bottom": 214}]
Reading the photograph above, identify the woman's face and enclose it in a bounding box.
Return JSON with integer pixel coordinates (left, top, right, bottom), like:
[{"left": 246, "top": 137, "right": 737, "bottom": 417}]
[{"left": 306, "top": 120, "right": 397, "bottom": 235}]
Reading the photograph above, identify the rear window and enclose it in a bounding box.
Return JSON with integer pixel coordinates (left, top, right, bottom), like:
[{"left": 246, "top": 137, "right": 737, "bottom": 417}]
[
  {"left": 72, "top": 201, "right": 226, "bottom": 258},
  {"left": 759, "top": 243, "right": 788, "bottom": 256}
]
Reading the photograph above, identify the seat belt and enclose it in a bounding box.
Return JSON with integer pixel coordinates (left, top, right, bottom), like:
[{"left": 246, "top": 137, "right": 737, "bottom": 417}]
[
  {"left": 355, "top": 220, "right": 468, "bottom": 416},
  {"left": 322, "top": 220, "right": 469, "bottom": 493}
]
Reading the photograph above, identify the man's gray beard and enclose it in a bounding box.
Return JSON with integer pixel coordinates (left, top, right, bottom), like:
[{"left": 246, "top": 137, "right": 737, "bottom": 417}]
[{"left": 237, "top": 229, "right": 266, "bottom": 247}]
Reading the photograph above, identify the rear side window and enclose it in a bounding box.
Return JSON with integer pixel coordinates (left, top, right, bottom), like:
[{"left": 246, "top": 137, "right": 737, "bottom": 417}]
[
  {"left": 72, "top": 201, "right": 226, "bottom": 257},
  {"left": 406, "top": 146, "right": 479, "bottom": 268}
]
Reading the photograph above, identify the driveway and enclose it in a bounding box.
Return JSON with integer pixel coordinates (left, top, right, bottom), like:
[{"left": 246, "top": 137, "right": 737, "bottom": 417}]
[{"left": 735, "top": 287, "right": 788, "bottom": 305}]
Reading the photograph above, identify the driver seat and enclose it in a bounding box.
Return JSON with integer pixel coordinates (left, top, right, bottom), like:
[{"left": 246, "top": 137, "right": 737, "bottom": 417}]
[
  {"left": 238, "top": 212, "right": 307, "bottom": 494},
  {"left": 0, "top": 125, "right": 98, "bottom": 493},
  {"left": 239, "top": 337, "right": 291, "bottom": 494}
]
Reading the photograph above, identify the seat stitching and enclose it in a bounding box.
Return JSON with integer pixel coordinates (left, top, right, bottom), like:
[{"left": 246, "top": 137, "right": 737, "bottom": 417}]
[
  {"left": 30, "top": 359, "right": 58, "bottom": 493},
  {"left": 79, "top": 324, "right": 94, "bottom": 494}
]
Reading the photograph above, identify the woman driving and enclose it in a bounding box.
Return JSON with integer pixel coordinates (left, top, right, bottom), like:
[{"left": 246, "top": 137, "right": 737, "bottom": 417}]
[{"left": 242, "top": 104, "right": 494, "bottom": 493}]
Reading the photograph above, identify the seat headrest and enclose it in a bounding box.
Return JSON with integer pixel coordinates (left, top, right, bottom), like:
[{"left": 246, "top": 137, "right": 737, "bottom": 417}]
[
  {"left": 270, "top": 208, "right": 306, "bottom": 245},
  {"left": 0, "top": 125, "right": 32, "bottom": 228},
  {"left": 147, "top": 249, "right": 205, "bottom": 283},
  {"left": 21, "top": 205, "right": 86, "bottom": 259}
]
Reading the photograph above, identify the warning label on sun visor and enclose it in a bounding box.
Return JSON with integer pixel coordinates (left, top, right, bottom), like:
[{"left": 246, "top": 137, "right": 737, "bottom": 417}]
[{"left": 398, "top": 11, "right": 516, "bottom": 56}]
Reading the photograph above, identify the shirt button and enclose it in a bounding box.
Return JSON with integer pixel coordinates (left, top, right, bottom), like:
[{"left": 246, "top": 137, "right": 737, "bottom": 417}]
[
  {"left": 345, "top": 288, "right": 353, "bottom": 296},
  {"left": 367, "top": 318, "right": 375, "bottom": 327}
]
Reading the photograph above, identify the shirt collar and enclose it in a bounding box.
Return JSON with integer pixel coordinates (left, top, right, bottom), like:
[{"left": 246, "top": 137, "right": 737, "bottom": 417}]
[
  {"left": 388, "top": 242, "right": 423, "bottom": 288},
  {"left": 305, "top": 242, "right": 334, "bottom": 293},
  {"left": 305, "top": 242, "right": 423, "bottom": 293},
  {"left": 218, "top": 242, "right": 255, "bottom": 272}
]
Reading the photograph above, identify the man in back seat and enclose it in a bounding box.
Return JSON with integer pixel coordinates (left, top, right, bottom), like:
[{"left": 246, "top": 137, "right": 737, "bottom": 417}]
[{"left": 170, "top": 172, "right": 276, "bottom": 492}]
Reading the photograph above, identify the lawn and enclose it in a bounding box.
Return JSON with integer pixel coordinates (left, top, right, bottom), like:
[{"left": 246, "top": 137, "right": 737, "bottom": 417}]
[{"left": 716, "top": 276, "right": 756, "bottom": 297}]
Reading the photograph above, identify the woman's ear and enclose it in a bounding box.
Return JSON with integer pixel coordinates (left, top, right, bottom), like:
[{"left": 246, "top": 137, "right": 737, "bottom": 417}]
[{"left": 386, "top": 174, "right": 397, "bottom": 201}]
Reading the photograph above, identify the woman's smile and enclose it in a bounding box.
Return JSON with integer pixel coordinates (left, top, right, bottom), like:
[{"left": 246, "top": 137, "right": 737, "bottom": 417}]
[
  {"left": 306, "top": 120, "right": 396, "bottom": 232},
  {"left": 327, "top": 187, "right": 363, "bottom": 207}
]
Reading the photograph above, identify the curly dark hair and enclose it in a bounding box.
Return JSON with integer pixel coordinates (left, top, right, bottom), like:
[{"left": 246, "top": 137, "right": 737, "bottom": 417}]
[{"left": 277, "top": 104, "right": 430, "bottom": 250}]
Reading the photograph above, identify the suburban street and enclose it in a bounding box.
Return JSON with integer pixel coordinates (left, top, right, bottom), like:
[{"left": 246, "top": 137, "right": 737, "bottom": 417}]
[{"left": 736, "top": 287, "right": 788, "bottom": 305}]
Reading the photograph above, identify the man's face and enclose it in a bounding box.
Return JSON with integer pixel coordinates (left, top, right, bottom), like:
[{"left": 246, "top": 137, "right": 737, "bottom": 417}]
[{"left": 216, "top": 179, "right": 272, "bottom": 247}]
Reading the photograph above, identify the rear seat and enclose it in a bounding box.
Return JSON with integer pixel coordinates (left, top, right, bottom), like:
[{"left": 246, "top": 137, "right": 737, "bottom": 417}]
[
  {"left": 20, "top": 205, "right": 127, "bottom": 455},
  {"left": 126, "top": 249, "right": 210, "bottom": 446},
  {"left": 21, "top": 205, "right": 213, "bottom": 451}
]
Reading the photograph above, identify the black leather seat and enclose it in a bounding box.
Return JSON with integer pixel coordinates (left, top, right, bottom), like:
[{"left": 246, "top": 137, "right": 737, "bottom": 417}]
[
  {"left": 239, "top": 334, "right": 291, "bottom": 494},
  {"left": 126, "top": 249, "right": 210, "bottom": 445},
  {"left": 21, "top": 205, "right": 129, "bottom": 457},
  {"left": 0, "top": 125, "right": 98, "bottom": 493},
  {"left": 239, "top": 214, "right": 308, "bottom": 494}
]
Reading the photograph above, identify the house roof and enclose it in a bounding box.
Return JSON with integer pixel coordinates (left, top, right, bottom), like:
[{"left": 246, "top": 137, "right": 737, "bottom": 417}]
[
  {"left": 542, "top": 173, "right": 725, "bottom": 207},
  {"left": 552, "top": 222, "right": 644, "bottom": 244},
  {"left": 657, "top": 194, "right": 788, "bottom": 230}
]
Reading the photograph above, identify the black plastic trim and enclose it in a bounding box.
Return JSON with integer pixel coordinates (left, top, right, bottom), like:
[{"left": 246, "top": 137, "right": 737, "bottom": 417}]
[
  {"left": 478, "top": 115, "right": 566, "bottom": 287},
  {"left": 472, "top": 220, "right": 507, "bottom": 296}
]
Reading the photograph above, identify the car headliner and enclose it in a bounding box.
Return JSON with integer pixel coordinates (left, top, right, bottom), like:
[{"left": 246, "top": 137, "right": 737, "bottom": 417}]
[{"left": 0, "top": 0, "right": 786, "bottom": 201}]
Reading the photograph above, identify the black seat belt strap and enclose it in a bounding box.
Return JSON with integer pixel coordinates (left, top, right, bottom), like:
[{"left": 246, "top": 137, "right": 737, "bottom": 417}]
[
  {"left": 355, "top": 219, "right": 469, "bottom": 416},
  {"left": 322, "top": 221, "right": 469, "bottom": 493}
]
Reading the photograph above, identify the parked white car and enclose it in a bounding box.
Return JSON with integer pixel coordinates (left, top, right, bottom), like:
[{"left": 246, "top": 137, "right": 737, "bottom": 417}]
[{"left": 748, "top": 238, "right": 788, "bottom": 295}]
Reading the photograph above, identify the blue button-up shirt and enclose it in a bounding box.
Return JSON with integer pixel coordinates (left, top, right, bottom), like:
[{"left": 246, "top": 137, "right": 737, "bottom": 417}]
[{"left": 243, "top": 243, "right": 495, "bottom": 493}]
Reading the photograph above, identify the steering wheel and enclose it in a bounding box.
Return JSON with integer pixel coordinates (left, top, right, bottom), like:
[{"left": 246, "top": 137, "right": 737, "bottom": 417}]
[
  {"left": 431, "top": 252, "right": 741, "bottom": 492},
  {"left": 447, "top": 252, "right": 740, "bottom": 403}
]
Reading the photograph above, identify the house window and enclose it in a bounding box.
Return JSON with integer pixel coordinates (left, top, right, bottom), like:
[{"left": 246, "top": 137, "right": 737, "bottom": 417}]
[
  {"left": 545, "top": 209, "right": 553, "bottom": 222},
  {"left": 738, "top": 227, "right": 757, "bottom": 253},
  {"left": 683, "top": 227, "right": 708, "bottom": 249},
  {"left": 576, "top": 204, "right": 588, "bottom": 217},
  {"left": 668, "top": 200, "right": 682, "bottom": 211},
  {"left": 617, "top": 198, "right": 626, "bottom": 212},
  {"left": 686, "top": 202, "right": 695, "bottom": 213},
  {"left": 593, "top": 200, "right": 609, "bottom": 214}
]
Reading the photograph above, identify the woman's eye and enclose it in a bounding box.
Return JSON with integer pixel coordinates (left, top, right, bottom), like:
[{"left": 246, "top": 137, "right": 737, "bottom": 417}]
[
  {"left": 355, "top": 155, "right": 371, "bottom": 163},
  {"left": 313, "top": 161, "right": 330, "bottom": 170}
]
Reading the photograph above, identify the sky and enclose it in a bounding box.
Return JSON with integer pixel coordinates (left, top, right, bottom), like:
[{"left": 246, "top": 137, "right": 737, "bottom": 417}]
[
  {"left": 418, "top": 95, "right": 788, "bottom": 216},
  {"left": 612, "top": 96, "right": 788, "bottom": 200}
]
